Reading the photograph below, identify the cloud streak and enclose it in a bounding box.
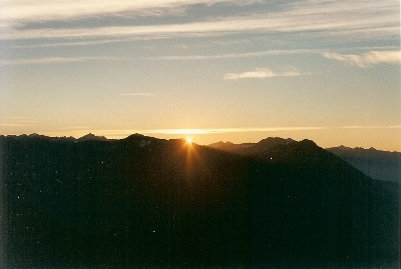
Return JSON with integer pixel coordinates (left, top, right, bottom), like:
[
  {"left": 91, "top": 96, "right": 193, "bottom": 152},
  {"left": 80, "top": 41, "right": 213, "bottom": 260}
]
[
  {"left": 0, "top": 0, "right": 243, "bottom": 25},
  {"left": 119, "top": 93, "right": 155, "bottom": 97},
  {"left": 137, "top": 127, "right": 327, "bottom": 135},
  {"left": 323, "top": 50, "right": 400, "bottom": 67},
  {"left": 0, "top": 116, "right": 39, "bottom": 127},
  {"left": 11, "top": 38, "right": 140, "bottom": 49},
  {"left": 0, "top": 1, "right": 397, "bottom": 42},
  {"left": 146, "top": 49, "right": 317, "bottom": 61},
  {"left": 0, "top": 56, "right": 124, "bottom": 65},
  {"left": 0, "top": 123, "right": 35, "bottom": 127},
  {"left": 224, "top": 67, "right": 303, "bottom": 80},
  {"left": 47, "top": 125, "right": 401, "bottom": 139}
]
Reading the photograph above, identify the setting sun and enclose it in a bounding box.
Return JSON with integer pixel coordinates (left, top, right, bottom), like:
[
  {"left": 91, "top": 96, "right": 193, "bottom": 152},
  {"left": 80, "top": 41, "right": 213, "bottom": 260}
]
[{"left": 186, "top": 137, "right": 193, "bottom": 144}]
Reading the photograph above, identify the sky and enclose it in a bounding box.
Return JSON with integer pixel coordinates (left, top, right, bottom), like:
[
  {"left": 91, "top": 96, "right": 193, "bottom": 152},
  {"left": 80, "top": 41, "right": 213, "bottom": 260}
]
[{"left": 0, "top": 0, "right": 400, "bottom": 150}]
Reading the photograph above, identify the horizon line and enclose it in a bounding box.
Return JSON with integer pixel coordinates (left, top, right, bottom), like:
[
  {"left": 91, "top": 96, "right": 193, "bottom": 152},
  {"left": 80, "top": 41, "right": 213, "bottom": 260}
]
[
  {"left": 2, "top": 125, "right": 401, "bottom": 138},
  {"left": 2, "top": 130, "right": 401, "bottom": 153}
]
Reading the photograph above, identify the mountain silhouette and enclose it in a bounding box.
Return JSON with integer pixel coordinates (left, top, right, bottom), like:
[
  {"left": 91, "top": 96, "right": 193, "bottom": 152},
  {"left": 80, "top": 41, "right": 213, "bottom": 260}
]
[
  {"left": 77, "top": 133, "right": 108, "bottom": 142},
  {"left": 1, "top": 134, "right": 399, "bottom": 268},
  {"left": 210, "top": 138, "right": 401, "bottom": 183},
  {"left": 327, "top": 146, "right": 401, "bottom": 183},
  {"left": 209, "top": 137, "right": 338, "bottom": 166}
]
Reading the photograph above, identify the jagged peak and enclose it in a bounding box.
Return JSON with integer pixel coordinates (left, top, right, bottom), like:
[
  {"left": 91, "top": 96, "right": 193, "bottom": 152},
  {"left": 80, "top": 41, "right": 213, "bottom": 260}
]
[
  {"left": 256, "top": 137, "right": 296, "bottom": 148},
  {"left": 28, "top": 133, "right": 43, "bottom": 137},
  {"left": 125, "top": 133, "right": 145, "bottom": 139},
  {"left": 124, "top": 134, "right": 166, "bottom": 145},
  {"left": 328, "top": 145, "right": 382, "bottom": 152},
  {"left": 125, "top": 133, "right": 160, "bottom": 141},
  {"left": 78, "top": 133, "right": 108, "bottom": 141},
  {"left": 299, "top": 139, "right": 318, "bottom": 147},
  {"left": 209, "top": 141, "right": 234, "bottom": 147}
]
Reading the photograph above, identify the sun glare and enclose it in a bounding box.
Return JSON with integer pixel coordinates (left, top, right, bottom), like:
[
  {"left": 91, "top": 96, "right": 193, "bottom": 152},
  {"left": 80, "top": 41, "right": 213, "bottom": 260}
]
[{"left": 186, "top": 137, "right": 193, "bottom": 144}]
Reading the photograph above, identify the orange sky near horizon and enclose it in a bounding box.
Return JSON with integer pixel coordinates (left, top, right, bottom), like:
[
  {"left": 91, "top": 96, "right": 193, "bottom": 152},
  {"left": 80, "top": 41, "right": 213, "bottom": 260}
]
[
  {"left": 0, "top": 1, "right": 399, "bottom": 152},
  {"left": 2, "top": 126, "right": 400, "bottom": 152}
]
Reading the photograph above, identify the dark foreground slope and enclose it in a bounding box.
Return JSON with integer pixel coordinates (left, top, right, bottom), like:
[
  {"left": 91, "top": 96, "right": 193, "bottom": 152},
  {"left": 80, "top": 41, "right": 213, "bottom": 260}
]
[
  {"left": 327, "top": 146, "right": 401, "bottom": 183},
  {"left": 1, "top": 135, "right": 399, "bottom": 268},
  {"left": 210, "top": 139, "right": 401, "bottom": 184}
]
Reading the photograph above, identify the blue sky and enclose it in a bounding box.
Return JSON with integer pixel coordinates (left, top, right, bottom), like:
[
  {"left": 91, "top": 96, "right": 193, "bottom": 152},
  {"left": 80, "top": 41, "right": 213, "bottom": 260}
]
[{"left": 0, "top": 0, "right": 400, "bottom": 150}]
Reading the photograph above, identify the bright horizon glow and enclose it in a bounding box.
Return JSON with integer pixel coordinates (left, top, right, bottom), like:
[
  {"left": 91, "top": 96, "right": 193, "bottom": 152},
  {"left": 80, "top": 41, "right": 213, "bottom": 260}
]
[
  {"left": 3, "top": 125, "right": 400, "bottom": 151},
  {"left": 32, "top": 125, "right": 399, "bottom": 136},
  {"left": 0, "top": 0, "right": 399, "bottom": 151},
  {"left": 186, "top": 137, "right": 193, "bottom": 144}
]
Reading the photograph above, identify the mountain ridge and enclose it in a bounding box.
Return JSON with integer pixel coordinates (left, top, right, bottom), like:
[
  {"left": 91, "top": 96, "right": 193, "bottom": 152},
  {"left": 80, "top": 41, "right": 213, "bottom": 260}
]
[
  {"left": 327, "top": 145, "right": 401, "bottom": 183},
  {"left": 209, "top": 138, "right": 401, "bottom": 183},
  {"left": 1, "top": 133, "right": 399, "bottom": 267}
]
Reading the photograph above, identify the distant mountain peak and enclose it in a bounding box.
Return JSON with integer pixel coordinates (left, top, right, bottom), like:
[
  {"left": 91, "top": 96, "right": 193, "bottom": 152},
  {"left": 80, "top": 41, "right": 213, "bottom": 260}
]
[
  {"left": 208, "top": 137, "right": 325, "bottom": 164},
  {"left": 126, "top": 133, "right": 145, "bottom": 139},
  {"left": 256, "top": 137, "right": 296, "bottom": 148},
  {"left": 337, "top": 145, "right": 352, "bottom": 150},
  {"left": 327, "top": 145, "right": 389, "bottom": 153},
  {"left": 209, "top": 137, "right": 313, "bottom": 151},
  {"left": 125, "top": 133, "right": 161, "bottom": 142},
  {"left": 259, "top": 137, "right": 294, "bottom": 143},
  {"left": 327, "top": 145, "right": 401, "bottom": 183},
  {"left": 208, "top": 141, "right": 234, "bottom": 147},
  {"left": 299, "top": 139, "right": 317, "bottom": 147},
  {"left": 78, "top": 133, "right": 108, "bottom": 141},
  {"left": 216, "top": 141, "right": 234, "bottom": 145}
]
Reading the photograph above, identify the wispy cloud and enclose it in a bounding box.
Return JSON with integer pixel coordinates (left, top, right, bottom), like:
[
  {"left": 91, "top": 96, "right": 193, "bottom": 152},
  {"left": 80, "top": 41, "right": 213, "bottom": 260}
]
[
  {"left": 224, "top": 67, "right": 303, "bottom": 80},
  {"left": 49, "top": 125, "right": 401, "bottom": 138},
  {"left": 1, "top": 1, "right": 397, "bottom": 42},
  {"left": 50, "top": 126, "right": 327, "bottom": 138},
  {"left": 0, "top": 0, "right": 243, "bottom": 25},
  {"left": 341, "top": 125, "right": 401, "bottom": 129},
  {"left": 0, "top": 116, "right": 39, "bottom": 127},
  {"left": 322, "top": 50, "right": 400, "bottom": 67},
  {"left": 0, "top": 56, "right": 124, "bottom": 65},
  {"left": 0, "top": 52, "right": 311, "bottom": 66},
  {"left": 0, "top": 122, "right": 39, "bottom": 128},
  {"left": 138, "top": 126, "right": 401, "bottom": 135},
  {"left": 146, "top": 49, "right": 317, "bottom": 61},
  {"left": 137, "top": 127, "right": 327, "bottom": 135},
  {"left": 0, "top": 123, "right": 27, "bottom": 127},
  {"left": 119, "top": 93, "right": 155, "bottom": 97},
  {"left": 11, "top": 38, "right": 138, "bottom": 49}
]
